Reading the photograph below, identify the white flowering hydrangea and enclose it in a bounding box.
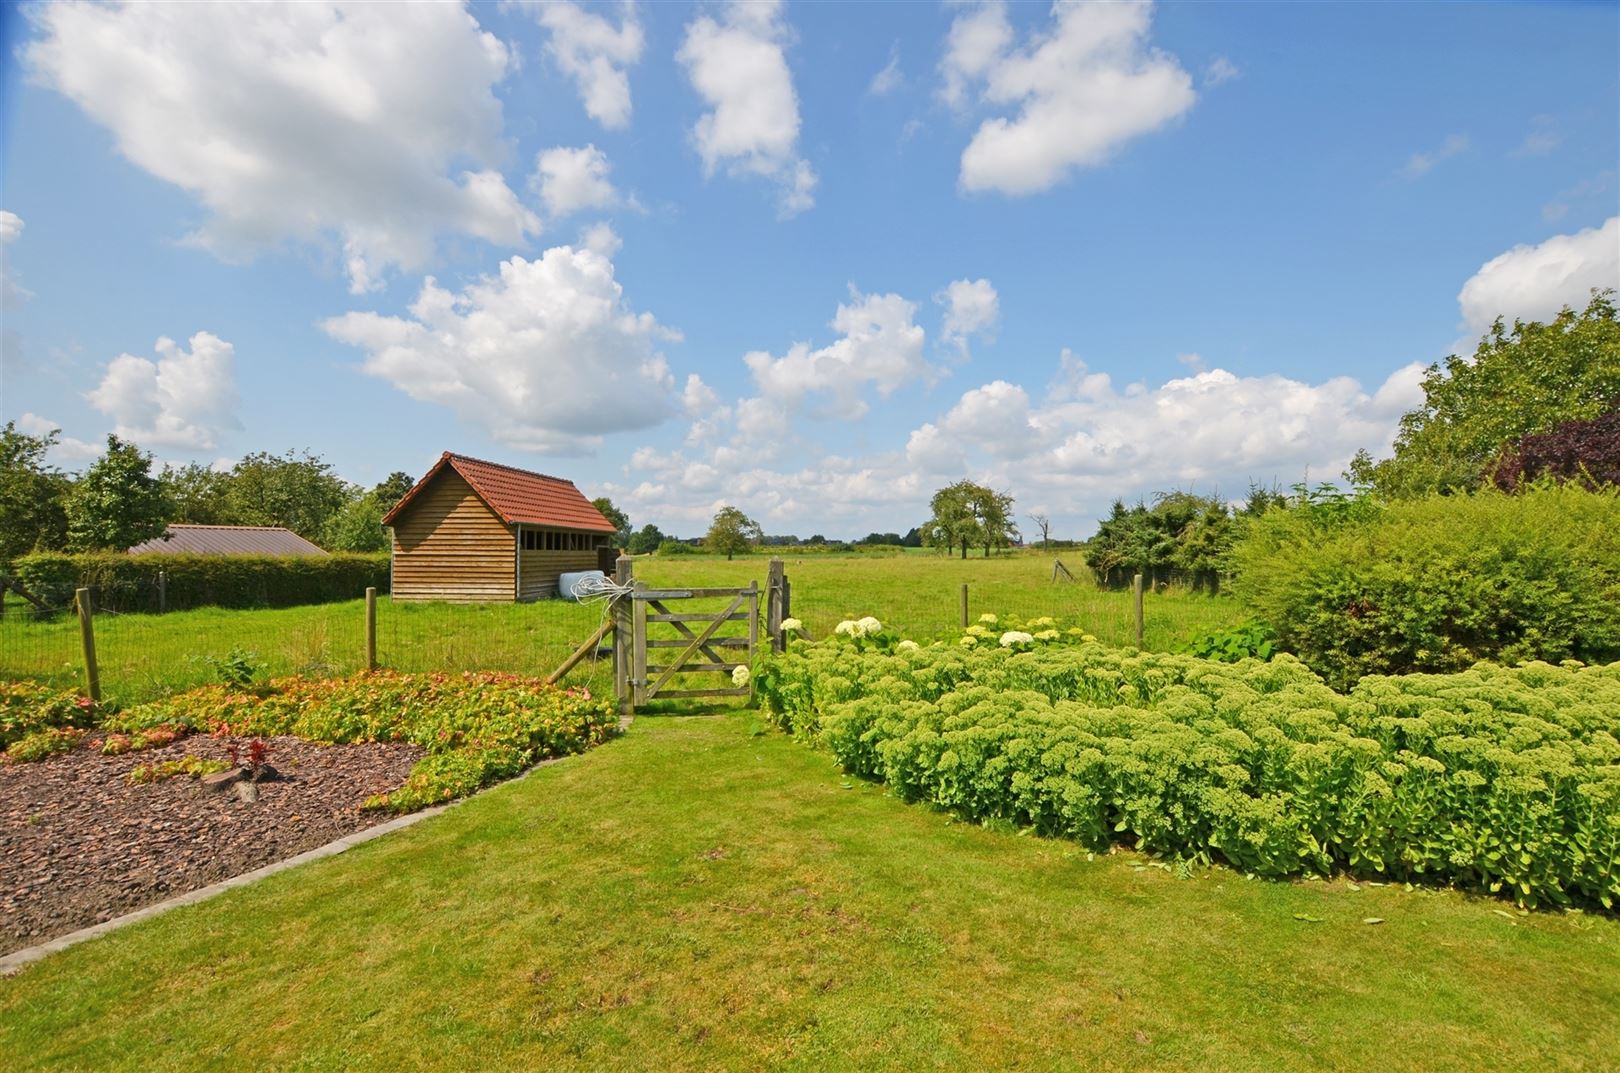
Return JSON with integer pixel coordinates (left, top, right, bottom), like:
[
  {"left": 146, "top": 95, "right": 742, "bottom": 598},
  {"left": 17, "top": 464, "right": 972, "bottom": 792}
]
[
  {"left": 732, "top": 665, "right": 751, "bottom": 687},
  {"left": 959, "top": 634, "right": 979, "bottom": 647},
  {"left": 834, "top": 619, "right": 862, "bottom": 637},
  {"left": 780, "top": 617, "right": 803, "bottom": 632},
  {"left": 1000, "top": 630, "right": 1035, "bottom": 648},
  {"left": 857, "top": 616, "right": 882, "bottom": 634},
  {"left": 897, "top": 639, "right": 920, "bottom": 652},
  {"left": 978, "top": 613, "right": 999, "bottom": 625}
]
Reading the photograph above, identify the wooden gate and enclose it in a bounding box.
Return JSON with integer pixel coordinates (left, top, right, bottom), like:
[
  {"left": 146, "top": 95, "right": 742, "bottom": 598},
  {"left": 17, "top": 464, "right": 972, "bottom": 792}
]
[{"left": 627, "top": 583, "right": 758, "bottom": 706}]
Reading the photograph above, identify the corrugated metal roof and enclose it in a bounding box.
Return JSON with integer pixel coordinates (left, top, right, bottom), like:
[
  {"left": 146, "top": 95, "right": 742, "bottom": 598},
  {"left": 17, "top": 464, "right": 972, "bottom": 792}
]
[
  {"left": 382, "top": 452, "right": 618, "bottom": 533},
  {"left": 128, "top": 525, "right": 329, "bottom": 557}
]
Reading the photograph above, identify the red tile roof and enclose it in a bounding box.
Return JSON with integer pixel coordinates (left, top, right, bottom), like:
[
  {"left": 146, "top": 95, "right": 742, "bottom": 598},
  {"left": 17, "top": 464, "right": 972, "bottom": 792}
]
[
  {"left": 383, "top": 452, "right": 617, "bottom": 533},
  {"left": 128, "top": 525, "right": 328, "bottom": 557}
]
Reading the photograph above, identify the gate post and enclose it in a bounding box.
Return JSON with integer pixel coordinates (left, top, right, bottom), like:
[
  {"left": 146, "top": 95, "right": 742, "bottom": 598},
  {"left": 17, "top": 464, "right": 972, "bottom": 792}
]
[
  {"left": 612, "top": 555, "right": 634, "bottom": 714},
  {"left": 766, "top": 558, "right": 785, "bottom": 652}
]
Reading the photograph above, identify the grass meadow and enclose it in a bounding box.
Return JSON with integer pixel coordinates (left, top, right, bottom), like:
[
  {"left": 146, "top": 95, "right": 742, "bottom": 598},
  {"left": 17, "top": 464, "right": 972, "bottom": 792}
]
[
  {"left": 2, "top": 712, "right": 1614, "bottom": 1071},
  {"left": 0, "top": 551, "right": 1241, "bottom": 704}
]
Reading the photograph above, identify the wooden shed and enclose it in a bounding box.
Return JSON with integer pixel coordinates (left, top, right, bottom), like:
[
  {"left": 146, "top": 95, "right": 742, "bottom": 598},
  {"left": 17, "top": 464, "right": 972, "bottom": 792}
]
[{"left": 382, "top": 452, "right": 618, "bottom": 602}]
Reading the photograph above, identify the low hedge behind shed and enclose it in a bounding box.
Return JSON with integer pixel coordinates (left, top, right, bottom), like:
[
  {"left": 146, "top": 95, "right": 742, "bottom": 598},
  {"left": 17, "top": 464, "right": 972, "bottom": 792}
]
[{"left": 11, "top": 552, "right": 391, "bottom": 612}]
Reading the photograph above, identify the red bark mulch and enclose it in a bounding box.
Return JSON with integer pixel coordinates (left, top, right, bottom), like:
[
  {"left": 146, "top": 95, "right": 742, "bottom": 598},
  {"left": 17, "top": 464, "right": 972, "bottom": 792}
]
[{"left": 0, "top": 734, "right": 424, "bottom": 955}]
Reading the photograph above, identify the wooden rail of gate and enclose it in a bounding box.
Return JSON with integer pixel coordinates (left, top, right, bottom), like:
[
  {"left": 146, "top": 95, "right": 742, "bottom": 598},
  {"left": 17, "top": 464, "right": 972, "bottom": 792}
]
[{"left": 629, "top": 583, "right": 758, "bottom": 707}]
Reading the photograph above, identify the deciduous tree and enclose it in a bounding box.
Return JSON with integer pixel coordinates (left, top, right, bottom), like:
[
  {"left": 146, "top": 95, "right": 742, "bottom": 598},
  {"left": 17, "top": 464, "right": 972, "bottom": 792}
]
[
  {"left": 64, "top": 435, "right": 168, "bottom": 551},
  {"left": 0, "top": 421, "right": 70, "bottom": 563},
  {"left": 705, "top": 505, "right": 762, "bottom": 560},
  {"left": 1351, "top": 291, "right": 1620, "bottom": 497}
]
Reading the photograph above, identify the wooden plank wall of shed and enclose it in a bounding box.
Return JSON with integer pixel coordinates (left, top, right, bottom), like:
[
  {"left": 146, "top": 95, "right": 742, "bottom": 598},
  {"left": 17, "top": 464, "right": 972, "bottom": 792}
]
[
  {"left": 518, "top": 542, "right": 599, "bottom": 600},
  {"left": 391, "top": 470, "right": 516, "bottom": 602}
]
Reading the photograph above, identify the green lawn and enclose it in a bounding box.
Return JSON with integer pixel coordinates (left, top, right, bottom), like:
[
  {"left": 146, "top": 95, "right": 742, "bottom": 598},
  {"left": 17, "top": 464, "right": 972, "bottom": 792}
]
[
  {"left": 1, "top": 552, "right": 1240, "bottom": 704},
  {"left": 3, "top": 713, "right": 1614, "bottom": 1072}
]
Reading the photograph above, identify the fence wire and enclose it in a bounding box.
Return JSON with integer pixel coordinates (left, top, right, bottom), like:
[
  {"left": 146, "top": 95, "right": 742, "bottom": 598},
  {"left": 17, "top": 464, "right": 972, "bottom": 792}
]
[{"left": 2, "top": 552, "right": 1240, "bottom": 705}]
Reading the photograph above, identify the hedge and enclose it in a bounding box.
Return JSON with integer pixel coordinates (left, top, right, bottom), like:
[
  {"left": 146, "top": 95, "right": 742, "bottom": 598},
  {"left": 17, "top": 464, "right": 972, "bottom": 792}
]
[
  {"left": 10, "top": 551, "right": 391, "bottom": 612},
  {"left": 1231, "top": 483, "right": 1620, "bottom": 687}
]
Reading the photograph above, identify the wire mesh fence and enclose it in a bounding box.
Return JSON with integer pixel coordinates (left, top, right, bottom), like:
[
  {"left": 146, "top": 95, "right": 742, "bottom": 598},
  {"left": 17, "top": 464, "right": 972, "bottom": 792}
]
[
  {"left": 637, "top": 552, "right": 1241, "bottom": 650},
  {"left": 1, "top": 552, "right": 1243, "bottom": 705}
]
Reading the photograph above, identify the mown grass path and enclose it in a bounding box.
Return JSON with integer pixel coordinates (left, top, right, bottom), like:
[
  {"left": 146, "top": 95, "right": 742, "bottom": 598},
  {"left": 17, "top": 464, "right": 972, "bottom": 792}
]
[{"left": 2, "top": 713, "right": 1615, "bottom": 1071}]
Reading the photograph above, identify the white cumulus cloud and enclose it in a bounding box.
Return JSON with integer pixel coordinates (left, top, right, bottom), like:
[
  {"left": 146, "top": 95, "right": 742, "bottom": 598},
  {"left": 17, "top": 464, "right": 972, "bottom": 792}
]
[
  {"left": 16, "top": 413, "right": 101, "bottom": 465},
  {"left": 610, "top": 349, "right": 1429, "bottom": 539},
  {"left": 28, "top": 1, "right": 538, "bottom": 293},
  {"left": 84, "top": 332, "right": 242, "bottom": 451},
  {"left": 942, "top": 0, "right": 1196, "bottom": 196},
  {"left": 1456, "top": 216, "right": 1620, "bottom": 337},
  {"left": 322, "top": 240, "right": 680, "bottom": 455},
  {"left": 533, "top": 145, "right": 624, "bottom": 219},
  {"left": 742, "top": 289, "right": 933, "bottom": 419},
  {"left": 678, "top": 0, "right": 817, "bottom": 217},
  {"left": 519, "top": 0, "right": 645, "bottom": 130},
  {"left": 937, "top": 278, "right": 1000, "bottom": 354}
]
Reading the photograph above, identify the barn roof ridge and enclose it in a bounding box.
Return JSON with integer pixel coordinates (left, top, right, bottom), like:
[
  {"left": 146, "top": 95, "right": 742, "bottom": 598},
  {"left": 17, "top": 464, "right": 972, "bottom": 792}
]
[
  {"left": 164, "top": 523, "right": 300, "bottom": 531},
  {"left": 441, "top": 451, "right": 577, "bottom": 487},
  {"left": 382, "top": 451, "right": 616, "bottom": 534}
]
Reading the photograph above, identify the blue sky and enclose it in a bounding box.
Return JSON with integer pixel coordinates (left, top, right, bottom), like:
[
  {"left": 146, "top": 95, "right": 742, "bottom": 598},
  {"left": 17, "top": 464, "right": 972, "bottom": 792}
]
[{"left": 2, "top": 0, "right": 1617, "bottom": 540}]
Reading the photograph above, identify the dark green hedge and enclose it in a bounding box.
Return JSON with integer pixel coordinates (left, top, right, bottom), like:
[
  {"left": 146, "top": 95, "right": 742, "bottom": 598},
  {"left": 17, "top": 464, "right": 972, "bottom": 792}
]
[
  {"left": 1231, "top": 483, "right": 1620, "bottom": 687},
  {"left": 11, "top": 552, "right": 390, "bottom": 612}
]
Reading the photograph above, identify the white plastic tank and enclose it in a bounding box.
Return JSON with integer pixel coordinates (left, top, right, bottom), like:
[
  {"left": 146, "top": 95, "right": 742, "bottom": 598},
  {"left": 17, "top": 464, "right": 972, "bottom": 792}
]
[{"left": 557, "top": 570, "right": 607, "bottom": 602}]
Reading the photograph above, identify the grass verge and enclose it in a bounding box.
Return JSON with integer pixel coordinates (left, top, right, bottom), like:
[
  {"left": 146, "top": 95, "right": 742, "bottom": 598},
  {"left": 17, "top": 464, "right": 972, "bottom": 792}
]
[{"left": 1, "top": 713, "right": 1614, "bottom": 1071}]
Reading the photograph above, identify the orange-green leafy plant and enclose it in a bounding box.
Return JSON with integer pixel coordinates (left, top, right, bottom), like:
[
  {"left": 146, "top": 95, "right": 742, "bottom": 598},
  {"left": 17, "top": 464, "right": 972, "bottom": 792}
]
[{"left": 107, "top": 671, "right": 620, "bottom": 811}]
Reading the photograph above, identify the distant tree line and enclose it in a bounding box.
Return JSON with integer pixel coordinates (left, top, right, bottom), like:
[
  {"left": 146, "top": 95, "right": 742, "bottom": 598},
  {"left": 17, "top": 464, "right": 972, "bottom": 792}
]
[{"left": 0, "top": 428, "right": 416, "bottom": 565}]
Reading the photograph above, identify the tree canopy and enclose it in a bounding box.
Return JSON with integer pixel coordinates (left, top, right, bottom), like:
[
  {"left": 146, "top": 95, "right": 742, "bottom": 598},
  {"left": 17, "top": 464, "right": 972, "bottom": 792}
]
[
  {"left": 0, "top": 421, "right": 70, "bottom": 564},
  {"left": 922, "top": 480, "right": 1017, "bottom": 558},
  {"left": 705, "top": 505, "right": 762, "bottom": 560},
  {"left": 591, "top": 497, "right": 631, "bottom": 545},
  {"left": 224, "top": 450, "right": 352, "bottom": 539},
  {"left": 65, "top": 435, "right": 169, "bottom": 552},
  {"left": 1350, "top": 291, "right": 1620, "bottom": 497}
]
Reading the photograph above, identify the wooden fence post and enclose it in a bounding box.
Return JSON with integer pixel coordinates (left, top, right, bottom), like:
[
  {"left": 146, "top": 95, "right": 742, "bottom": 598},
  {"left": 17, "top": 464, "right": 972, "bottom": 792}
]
[
  {"left": 365, "top": 586, "right": 378, "bottom": 671},
  {"left": 1132, "top": 573, "right": 1145, "bottom": 649},
  {"left": 75, "top": 587, "right": 101, "bottom": 702},
  {"left": 959, "top": 583, "right": 969, "bottom": 629},
  {"left": 157, "top": 569, "right": 167, "bottom": 614},
  {"left": 613, "top": 555, "right": 634, "bottom": 714},
  {"left": 766, "top": 558, "right": 785, "bottom": 652}
]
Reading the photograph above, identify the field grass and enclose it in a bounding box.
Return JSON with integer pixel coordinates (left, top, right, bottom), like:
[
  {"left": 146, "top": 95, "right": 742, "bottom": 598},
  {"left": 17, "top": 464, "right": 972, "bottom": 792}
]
[
  {"left": 0, "top": 552, "right": 1241, "bottom": 703},
  {"left": 2, "top": 712, "right": 1614, "bottom": 1071},
  {"left": 645, "top": 550, "right": 1237, "bottom": 645}
]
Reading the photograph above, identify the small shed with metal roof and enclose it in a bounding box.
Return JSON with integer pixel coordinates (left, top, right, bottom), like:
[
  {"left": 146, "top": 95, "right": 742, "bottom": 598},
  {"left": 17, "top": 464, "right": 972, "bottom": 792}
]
[
  {"left": 381, "top": 452, "right": 618, "bottom": 602},
  {"left": 128, "top": 524, "right": 329, "bottom": 557}
]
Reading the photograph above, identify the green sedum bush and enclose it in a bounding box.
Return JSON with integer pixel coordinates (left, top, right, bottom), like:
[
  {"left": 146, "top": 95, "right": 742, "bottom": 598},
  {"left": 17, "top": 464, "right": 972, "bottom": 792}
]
[
  {"left": 756, "top": 636, "right": 1620, "bottom": 909},
  {"left": 1231, "top": 483, "right": 1620, "bottom": 686}
]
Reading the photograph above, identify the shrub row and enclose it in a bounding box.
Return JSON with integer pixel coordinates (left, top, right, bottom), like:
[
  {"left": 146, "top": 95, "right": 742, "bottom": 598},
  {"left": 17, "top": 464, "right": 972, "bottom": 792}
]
[
  {"left": 1231, "top": 483, "right": 1620, "bottom": 687},
  {"left": 107, "top": 671, "right": 619, "bottom": 810},
  {"left": 11, "top": 551, "right": 391, "bottom": 612},
  {"left": 756, "top": 638, "right": 1620, "bottom": 909}
]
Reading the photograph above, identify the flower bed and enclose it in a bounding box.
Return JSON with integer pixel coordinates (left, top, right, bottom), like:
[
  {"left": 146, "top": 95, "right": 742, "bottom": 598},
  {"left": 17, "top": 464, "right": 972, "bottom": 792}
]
[
  {"left": 113, "top": 671, "right": 620, "bottom": 810},
  {"left": 756, "top": 630, "right": 1620, "bottom": 909},
  {"left": 4, "top": 672, "right": 620, "bottom": 812}
]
